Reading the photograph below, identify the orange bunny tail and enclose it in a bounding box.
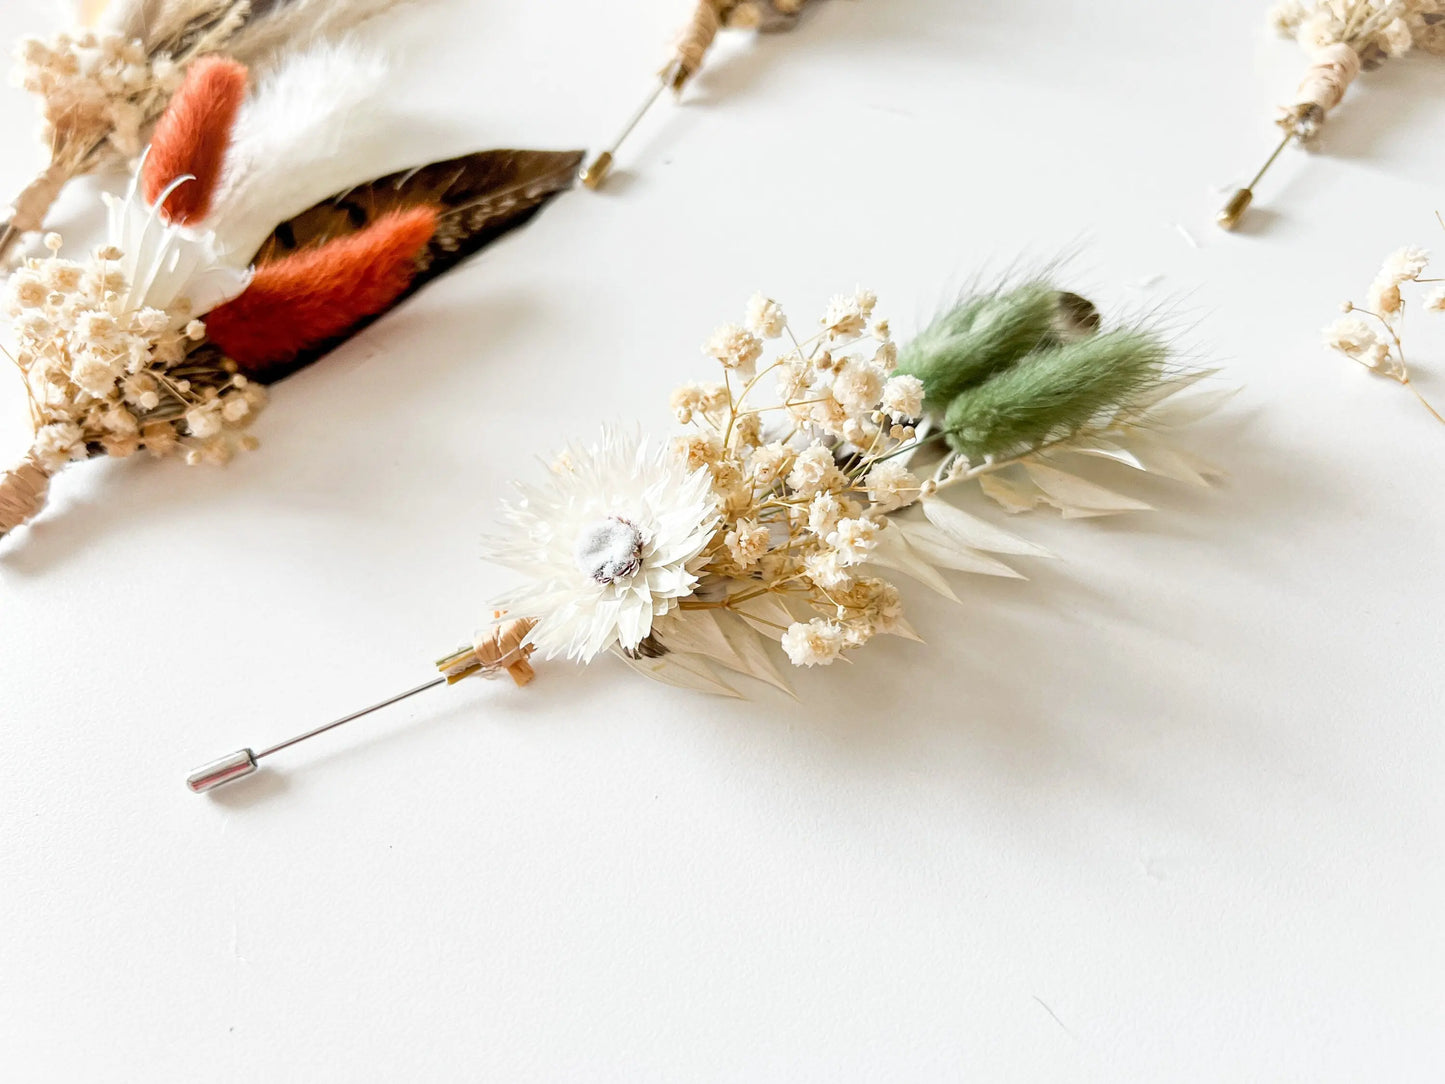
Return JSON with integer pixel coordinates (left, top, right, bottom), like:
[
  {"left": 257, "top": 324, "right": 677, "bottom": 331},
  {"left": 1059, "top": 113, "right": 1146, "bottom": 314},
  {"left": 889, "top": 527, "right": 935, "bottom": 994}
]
[
  {"left": 142, "top": 57, "right": 249, "bottom": 225},
  {"left": 205, "top": 207, "right": 440, "bottom": 379}
]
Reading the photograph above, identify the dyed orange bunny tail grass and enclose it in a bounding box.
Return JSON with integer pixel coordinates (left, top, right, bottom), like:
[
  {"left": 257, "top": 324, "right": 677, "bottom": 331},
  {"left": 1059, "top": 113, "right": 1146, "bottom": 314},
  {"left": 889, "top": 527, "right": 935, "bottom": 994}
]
[
  {"left": 206, "top": 206, "right": 439, "bottom": 378},
  {"left": 142, "top": 57, "right": 249, "bottom": 224}
]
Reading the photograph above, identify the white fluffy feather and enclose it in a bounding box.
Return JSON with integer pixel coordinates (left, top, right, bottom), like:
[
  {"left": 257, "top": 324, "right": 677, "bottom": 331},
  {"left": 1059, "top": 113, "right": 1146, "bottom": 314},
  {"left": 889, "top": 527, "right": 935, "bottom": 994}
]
[
  {"left": 203, "top": 41, "right": 397, "bottom": 259},
  {"left": 226, "top": 0, "right": 416, "bottom": 72}
]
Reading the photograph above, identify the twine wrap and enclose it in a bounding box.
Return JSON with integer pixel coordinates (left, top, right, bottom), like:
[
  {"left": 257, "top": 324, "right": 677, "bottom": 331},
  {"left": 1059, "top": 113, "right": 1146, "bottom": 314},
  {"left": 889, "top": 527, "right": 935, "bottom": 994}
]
[
  {"left": 668, "top": 1, "right": 723, "bottom": 89},
  {"left": 0, "top": 451, "right": 53, "bottom": 539},
  {"left": 666, "top": 1, "right": 809, "bottom": 90},
  {"left": 436, "top": 616, "right": 539, "bottom": 687},
  {"left": 1281, "top": 42, "right": 1362, "bottom": 138}
]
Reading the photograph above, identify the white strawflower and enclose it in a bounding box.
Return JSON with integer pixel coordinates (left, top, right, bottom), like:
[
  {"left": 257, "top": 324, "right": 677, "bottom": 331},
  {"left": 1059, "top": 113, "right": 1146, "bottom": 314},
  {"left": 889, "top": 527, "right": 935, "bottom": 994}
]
[
  {"left": 881, "top": 374, "right": 924, "bottom": 418},
  {"left": 484, "top": 430, "right": 719, "bottom": 662},
  {"left": 1322, "top": 316, "right": 1377, "bottom": 356},
  {"left": 1425, "top": 287, "right": 1445, "bottom": 312},
  {"left": 703, "top": 324, "right": 764, "bottom": 375},
  {"left": 745, "top": 293, "right": 787, "bottom": 338},
  {"left": 864, "top": 460, "right": 919, "bottom": 512},
  {"left": 781, "top": 618, "right": 847, "bottom": 667}
]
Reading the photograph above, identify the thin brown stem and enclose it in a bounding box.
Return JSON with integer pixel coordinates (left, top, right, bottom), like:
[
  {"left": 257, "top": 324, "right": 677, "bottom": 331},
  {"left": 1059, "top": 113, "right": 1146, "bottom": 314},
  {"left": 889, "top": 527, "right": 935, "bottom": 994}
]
[{"left": 1403, "top": 378, "right": 1445, "bottom": 425}]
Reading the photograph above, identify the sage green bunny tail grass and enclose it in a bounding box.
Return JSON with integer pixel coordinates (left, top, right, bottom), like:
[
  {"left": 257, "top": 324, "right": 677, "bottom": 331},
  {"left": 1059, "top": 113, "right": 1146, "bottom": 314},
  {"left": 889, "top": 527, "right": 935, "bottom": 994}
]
[
  {"left": 941, "top": 328, "right": 1170, "bottom": 462},
  {"left": 896, "top": 283, "right": 1066, "bottom": 406}
]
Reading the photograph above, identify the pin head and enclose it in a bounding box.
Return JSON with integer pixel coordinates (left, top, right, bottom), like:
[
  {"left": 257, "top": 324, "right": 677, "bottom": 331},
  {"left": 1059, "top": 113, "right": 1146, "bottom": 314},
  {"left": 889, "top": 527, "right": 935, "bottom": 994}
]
[
  {"left": 187, "top": 749, "right": 257, "bottom": 793},
  {"left": 1216, "top": 187, "right": 1253, "bottom": 231},
  {"left": 579, "top": 151, "right": 614, "bottom": 190}
]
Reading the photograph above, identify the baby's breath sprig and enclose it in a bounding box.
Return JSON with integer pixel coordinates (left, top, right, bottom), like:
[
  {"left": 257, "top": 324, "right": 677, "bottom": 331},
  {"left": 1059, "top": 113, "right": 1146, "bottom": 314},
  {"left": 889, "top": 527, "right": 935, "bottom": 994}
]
[
  {"left": 1322, "top": 245, "right": 1445, "bottom": 426},
  {"left": 648, "top": 284, "right": 1216, "bottom": 672},
  {"left": 0, "top": 232, "right": 264, "bottom": 538}
]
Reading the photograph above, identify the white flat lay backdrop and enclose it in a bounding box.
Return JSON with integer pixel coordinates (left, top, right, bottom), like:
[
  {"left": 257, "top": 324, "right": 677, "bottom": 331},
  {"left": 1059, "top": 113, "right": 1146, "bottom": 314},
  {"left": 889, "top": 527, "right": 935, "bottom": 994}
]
[{"left": 2, "top": 0, "right": 1443, "bottom": 1079}]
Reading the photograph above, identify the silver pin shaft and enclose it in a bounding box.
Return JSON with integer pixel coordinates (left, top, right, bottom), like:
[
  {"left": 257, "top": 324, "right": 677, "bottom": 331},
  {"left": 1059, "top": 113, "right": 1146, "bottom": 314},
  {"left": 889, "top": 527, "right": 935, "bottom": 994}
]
[{"left": 186, "top": 676, "right": 447, "bottom": 794}]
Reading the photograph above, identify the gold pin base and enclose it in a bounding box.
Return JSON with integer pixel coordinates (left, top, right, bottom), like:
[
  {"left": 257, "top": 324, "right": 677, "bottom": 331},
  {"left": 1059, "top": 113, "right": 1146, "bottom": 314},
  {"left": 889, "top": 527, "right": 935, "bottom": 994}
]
[
  {"left": 1216, "top": 187, "right": 1253, "bottom": 231},
  {"left": 579, "top": 151, "right": 614, "bottom": 190}
]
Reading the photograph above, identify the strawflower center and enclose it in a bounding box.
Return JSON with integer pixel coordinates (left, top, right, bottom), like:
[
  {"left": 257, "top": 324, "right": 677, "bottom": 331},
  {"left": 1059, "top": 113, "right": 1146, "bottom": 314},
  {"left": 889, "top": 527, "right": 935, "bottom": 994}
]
[{"left": 574, "top": 515, "right": 644, "bottom": 584}]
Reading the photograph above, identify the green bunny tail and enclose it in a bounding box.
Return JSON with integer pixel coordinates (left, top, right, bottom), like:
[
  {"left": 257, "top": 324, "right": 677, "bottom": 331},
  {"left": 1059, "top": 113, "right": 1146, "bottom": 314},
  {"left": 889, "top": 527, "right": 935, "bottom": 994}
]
[
  {"left": 896, "top": 283, "right": 1065, "bottom": 407},
  {"left": 941, "top": 328, "right": 1168, "bottom": 462}
]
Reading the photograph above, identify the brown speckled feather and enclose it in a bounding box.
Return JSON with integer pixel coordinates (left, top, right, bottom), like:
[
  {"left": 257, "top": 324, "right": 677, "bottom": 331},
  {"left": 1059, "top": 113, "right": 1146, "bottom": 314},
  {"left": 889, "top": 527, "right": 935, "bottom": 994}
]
[{"left": 228, "top": 147, "right": 583, "bottom": 381}]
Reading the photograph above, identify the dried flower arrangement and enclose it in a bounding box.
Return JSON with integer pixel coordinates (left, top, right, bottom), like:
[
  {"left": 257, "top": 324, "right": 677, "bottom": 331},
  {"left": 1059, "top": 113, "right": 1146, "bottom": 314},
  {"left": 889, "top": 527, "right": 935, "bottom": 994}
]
[
  {"left": 1218, "top": 1, "right": 1443, "bottom": 229},
  {"left": 579, "top": 0, "right": 819, "bottom": 189},
  {"left": 2, "top": 0, "right": 425, "bottom": 263},
  {"left": 1322, "top": 244, "right": 1445, "bottom": 423},
  {"left": 0, "top": 44, "right": 584, "bottom": 542},
  {"left": 188, "top": 283, "right": 1228, "bottom": 792}
]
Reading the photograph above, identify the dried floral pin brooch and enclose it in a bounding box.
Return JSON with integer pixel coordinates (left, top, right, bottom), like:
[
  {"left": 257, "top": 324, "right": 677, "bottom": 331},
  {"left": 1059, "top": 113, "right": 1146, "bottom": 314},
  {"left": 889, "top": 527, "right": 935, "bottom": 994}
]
[
  {"left": 188, "top": 284, "right": 1229, "bottom": 793},
  {"left": 2, "top": 0, "right": 436, "bottom": 262},
  {"left": 0, "top": 46, "right": 582, "bottom": 544},
  {"left": 580, "top": 0, "right": 818, "bottom": 189},
  {"left": 1218, "top": 1, "right": 1443, "bottom": 230}
]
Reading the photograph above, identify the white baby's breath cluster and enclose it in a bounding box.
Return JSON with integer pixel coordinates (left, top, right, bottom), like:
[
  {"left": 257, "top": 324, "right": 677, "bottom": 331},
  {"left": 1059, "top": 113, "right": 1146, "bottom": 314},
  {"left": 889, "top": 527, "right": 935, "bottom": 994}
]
[
  {"left": 1322, "top": 245, "right": 1444, "bottom": 423},
  {"left": 666, "top": 289, "right": 930, "bottom": 667},
  {"left": 8, "top": 234, "right": 265, "bottom": 471},
  {"left": 1269, "top": 1, "right": 1415, "bottom": 64},
  {"left": 15, "top": 32, "right": 181, "bottom": 170}
]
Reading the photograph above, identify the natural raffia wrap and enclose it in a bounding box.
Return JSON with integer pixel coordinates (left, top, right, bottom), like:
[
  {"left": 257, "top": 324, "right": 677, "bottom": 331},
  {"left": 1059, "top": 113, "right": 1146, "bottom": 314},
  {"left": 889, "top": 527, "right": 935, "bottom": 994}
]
[
  {"left": 0, "top": 452, "right": 51, "bottom": 539},
  {"left": 436, "top": 617, "right": 539, "bottom": 687},
  {"left": 668, "top": 0, "right": 811, "bottom": 88},
  {"left": 1282, "top": 42, "right": 1364, "bottom": 138}
]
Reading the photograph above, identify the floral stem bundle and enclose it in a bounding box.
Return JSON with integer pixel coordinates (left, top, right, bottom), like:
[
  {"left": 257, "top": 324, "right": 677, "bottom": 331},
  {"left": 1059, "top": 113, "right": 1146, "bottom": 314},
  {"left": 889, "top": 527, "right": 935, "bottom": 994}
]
[
  {"left": 188, "top": 282, "right": 1228, "bottom": 793},
  {"left": 0, "top": 45, "right": 583, "bottom": 543},
  {"left": 2, "top": 0, "right": 423, "bottom": 263},
  {"left": 1218, "top": 1, "right": 1442, "bottom": 229},
  {"left": 579, "top": 0, "right": 817, "bottom": 189}
]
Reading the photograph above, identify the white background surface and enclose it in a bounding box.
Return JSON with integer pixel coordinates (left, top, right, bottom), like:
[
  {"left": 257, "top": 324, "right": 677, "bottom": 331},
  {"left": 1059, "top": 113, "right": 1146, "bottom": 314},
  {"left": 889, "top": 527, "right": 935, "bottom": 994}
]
[{"left": 2, "top": 0, "right": 1443, "bottom": 1079}]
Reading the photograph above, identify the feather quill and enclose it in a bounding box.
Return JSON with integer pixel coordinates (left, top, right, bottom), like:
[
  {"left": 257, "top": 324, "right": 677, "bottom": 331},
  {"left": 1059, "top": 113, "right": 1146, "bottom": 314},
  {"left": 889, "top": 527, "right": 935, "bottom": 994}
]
[{"left": 203, "top": 41, "right": 399, "bottom": 260}]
